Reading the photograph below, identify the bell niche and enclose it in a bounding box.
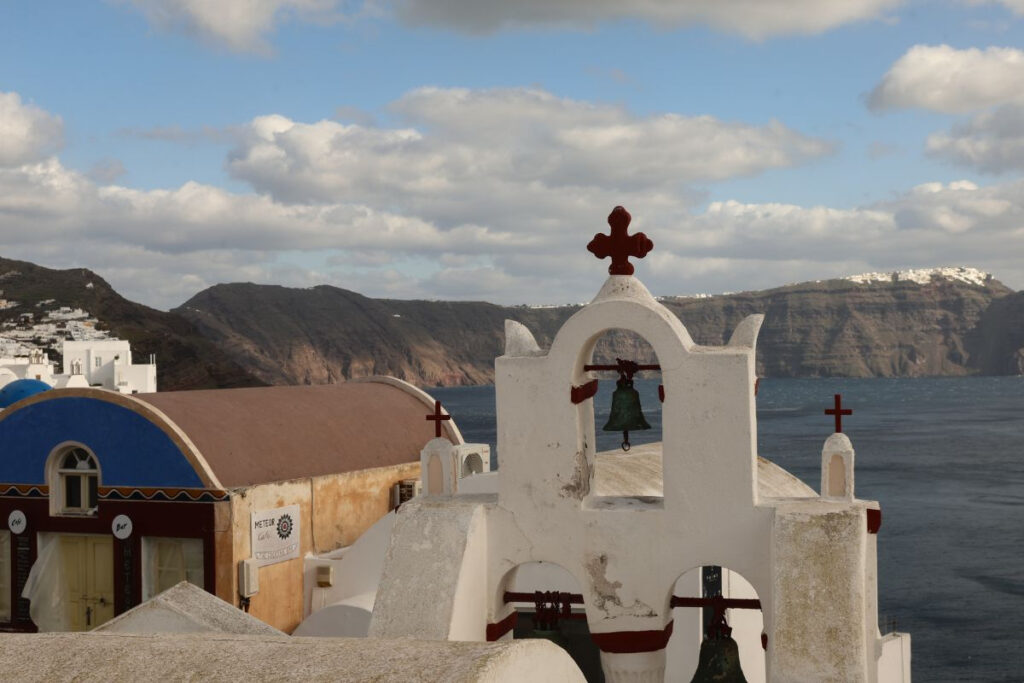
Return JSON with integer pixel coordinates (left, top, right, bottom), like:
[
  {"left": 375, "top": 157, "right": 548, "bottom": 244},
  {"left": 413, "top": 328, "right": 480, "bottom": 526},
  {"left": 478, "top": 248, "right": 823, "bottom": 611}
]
[{"left": 582, "top": 328, "right": 664, "bottom": 499}]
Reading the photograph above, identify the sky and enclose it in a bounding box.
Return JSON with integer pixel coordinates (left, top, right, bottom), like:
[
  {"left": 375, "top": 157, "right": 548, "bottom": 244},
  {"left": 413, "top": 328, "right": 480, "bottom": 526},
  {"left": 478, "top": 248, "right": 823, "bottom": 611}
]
[{"left": 1, "top": 1, "right": 1024, "bottom": 310}]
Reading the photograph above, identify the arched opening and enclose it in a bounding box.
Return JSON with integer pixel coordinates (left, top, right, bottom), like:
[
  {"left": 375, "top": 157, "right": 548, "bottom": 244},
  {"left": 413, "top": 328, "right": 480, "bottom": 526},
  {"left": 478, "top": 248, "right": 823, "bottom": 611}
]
[
  {"left": 426, "top": 454, "right": 443, "bottom": 495},
  {"left": 462, "top": 452, "right": 484, "bottom": 477},
  {"left": 828, "top": 453, "right": 846, "bottom": 497},
  {"left": 47, "top": 444, "right": 100, "bottom": 517},
  {"left": 585, "top": 328, "right": 663, "bottom": 500},
  {"left": 667, "top": 565, "right": 766, "bottom": 683},
  {"left": 499, "top": 561, "right": 603, "bottom": 681}
]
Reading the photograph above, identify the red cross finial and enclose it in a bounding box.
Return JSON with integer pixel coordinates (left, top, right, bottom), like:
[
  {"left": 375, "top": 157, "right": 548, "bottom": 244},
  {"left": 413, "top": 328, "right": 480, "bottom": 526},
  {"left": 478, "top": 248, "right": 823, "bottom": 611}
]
[
  {"left": 426, "top": 399, "right": 451, "bottom": 438},
  {"left": 586, "top": 206, "right": 654, "bottom": 276},
  {"left": 824, "top": 394, "right": 852, "bottom": 433}
]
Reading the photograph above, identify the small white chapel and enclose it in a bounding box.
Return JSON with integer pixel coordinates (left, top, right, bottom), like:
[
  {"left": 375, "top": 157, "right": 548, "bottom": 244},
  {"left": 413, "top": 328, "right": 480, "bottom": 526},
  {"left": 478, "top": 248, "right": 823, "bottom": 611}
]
[{"left": 314, "top": 206, "right": 912, "bottom": 682}]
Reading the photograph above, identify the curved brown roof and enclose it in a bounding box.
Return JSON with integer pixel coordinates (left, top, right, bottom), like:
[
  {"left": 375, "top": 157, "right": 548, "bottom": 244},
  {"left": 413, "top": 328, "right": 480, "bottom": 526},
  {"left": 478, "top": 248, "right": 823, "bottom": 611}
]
[{"left": 136, "top": 380, "right": 458, "bottom": 489}]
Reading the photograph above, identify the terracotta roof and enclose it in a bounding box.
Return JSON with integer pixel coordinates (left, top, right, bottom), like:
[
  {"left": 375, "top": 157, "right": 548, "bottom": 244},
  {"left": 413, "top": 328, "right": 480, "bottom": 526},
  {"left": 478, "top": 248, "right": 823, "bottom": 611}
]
[{"left": 136, "top": 380, "right": 458, "bottom": 489}]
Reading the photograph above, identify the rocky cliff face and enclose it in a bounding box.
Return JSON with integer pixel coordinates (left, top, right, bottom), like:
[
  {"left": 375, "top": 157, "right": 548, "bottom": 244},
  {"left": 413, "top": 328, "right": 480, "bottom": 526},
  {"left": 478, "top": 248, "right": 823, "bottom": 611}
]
[
  {"left": 175, "top": 273, "right": 1022, "bottom": 387},
  {"left": 0, "top": 257, "right": 264, "bottom": 391}
]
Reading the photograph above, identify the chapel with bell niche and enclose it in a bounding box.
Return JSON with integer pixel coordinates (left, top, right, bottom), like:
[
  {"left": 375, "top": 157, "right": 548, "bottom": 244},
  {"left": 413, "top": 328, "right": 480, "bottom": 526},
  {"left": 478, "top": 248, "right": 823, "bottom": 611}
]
[{"left": 369, "top": 206, "right": 911, "bottom": 682}]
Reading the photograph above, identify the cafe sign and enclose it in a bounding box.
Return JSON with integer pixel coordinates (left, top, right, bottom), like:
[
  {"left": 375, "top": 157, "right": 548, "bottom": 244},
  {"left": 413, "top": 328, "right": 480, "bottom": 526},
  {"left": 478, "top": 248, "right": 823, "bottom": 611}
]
[{"left": 251, "top": 505, "right": 300, "bottom": 567}]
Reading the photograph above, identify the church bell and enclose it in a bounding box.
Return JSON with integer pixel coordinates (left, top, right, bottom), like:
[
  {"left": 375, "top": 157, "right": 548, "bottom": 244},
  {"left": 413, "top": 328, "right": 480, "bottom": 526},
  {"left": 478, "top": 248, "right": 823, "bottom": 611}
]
[
  {"left": 689, "top": 606, "right": 748, "bottom": 683},
  {"left": 689, "top": 634, "right": 748, "bottom": 683},
  {"left": 602, "top": 377, "right": 651, "bottom": 451}
]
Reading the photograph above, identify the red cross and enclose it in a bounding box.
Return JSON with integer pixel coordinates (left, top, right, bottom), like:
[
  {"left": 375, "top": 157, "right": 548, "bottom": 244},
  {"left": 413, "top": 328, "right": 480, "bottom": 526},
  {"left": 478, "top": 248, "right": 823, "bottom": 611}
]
[
  {"left": 824, "top": 394, "right": 852, "bottom": 433},
  {"left": 586, "top": 206, "right": 654, "bottom": 276},
  {"left": 426, "top": 399, "right": 451, "bottom": 438}
]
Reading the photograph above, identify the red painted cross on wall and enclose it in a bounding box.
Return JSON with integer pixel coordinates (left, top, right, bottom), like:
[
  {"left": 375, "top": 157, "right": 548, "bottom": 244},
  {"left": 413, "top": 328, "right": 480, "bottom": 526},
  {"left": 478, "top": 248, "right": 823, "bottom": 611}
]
[
  {"left": 587, "top": 206, "right": 654, "bottom": 276},
  {"left": 824, "top": 394, "right": 852, "bottom": 433},
  {"left": 426, "top": 400, "right": 451, "bottom": 438}
]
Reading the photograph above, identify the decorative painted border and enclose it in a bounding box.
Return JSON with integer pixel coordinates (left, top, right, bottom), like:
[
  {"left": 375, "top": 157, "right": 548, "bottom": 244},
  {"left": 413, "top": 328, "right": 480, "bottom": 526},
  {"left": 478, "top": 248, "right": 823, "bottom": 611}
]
[
  {"left": 0, "top": 484, "right": 48, "bottom": 498},
  {"left": 99, "top": 486, "right": 229, "bottom": 503},
  {"left": 0, "top": 483, "right": 227, "bottom": 503}
]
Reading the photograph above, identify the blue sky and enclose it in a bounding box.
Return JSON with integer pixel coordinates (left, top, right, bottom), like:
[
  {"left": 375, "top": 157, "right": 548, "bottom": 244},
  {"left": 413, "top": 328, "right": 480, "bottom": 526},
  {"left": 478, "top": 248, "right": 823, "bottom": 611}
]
[{"left": 1, "top": 0, "right": 1023, "bottom": 309}]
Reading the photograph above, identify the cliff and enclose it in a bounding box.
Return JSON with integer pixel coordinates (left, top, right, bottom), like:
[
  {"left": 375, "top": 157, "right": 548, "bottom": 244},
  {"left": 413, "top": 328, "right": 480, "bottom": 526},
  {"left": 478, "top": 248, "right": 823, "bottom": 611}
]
[
  {"left": 0, "top": 257, "right": 264, "bottom": 391},
  {"left": 175, "top": 271, "right": 1023, "bottom": 387}
]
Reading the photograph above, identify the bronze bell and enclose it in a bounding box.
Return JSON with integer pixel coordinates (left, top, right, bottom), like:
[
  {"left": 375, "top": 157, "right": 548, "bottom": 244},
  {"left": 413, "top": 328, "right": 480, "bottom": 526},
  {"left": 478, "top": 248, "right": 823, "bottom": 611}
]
[
  {"left": 602, "top": 377, "right": 651, "bottom": 451},
  {"left": 689, "top": 634, "right": 748, "bottom": 683},
  {"left": 690, "top": 604, "right": 748, "bottom": 683}
]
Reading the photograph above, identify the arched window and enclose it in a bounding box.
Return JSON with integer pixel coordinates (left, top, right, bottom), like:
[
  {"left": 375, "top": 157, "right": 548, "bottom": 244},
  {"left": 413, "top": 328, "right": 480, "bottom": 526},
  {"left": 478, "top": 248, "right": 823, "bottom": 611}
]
[{"left": 51, "top": 446, "right": 99, "bottom": 515}]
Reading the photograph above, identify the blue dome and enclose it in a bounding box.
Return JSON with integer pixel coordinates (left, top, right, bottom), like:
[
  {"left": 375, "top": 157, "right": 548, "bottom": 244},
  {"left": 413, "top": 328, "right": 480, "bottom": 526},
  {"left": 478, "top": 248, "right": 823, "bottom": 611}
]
[{"left": 0, "top": 379, "right": 52, "bottom": 408}]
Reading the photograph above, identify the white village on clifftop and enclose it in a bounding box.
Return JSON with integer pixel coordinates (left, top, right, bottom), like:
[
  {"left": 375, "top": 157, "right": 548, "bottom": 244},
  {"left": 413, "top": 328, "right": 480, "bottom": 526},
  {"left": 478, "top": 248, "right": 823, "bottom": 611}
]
[{"left": 0, "top": 208, "right": 911, "bottom": 682}]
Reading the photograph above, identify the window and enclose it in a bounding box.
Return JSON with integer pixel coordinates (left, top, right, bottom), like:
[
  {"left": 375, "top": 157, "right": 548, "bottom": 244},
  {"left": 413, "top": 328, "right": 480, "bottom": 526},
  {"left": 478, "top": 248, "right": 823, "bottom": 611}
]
[
  {"left": 94, "top": 356, "right": 102, "bottom": 368},
  {"left": 141, "top": 537, "right": 204, "bottom": 600},
  {"left": 55, "top": 447, "right": 99, "bottom": 515}
]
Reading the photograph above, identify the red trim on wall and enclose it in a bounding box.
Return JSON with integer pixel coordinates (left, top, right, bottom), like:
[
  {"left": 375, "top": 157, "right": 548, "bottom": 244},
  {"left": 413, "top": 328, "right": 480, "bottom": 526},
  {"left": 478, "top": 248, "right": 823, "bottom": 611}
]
[
  {"left": 486, "top": 611, "right": 518, "bottom": 641},
  {"left": 570, "top": 380, "right": 599, "bottom": 405},
  {"left": 590, "top": 620, "right": 674, "bottom": 653},
  {"left": 867, "top": 507, "right": 882, "bottom": 534}
]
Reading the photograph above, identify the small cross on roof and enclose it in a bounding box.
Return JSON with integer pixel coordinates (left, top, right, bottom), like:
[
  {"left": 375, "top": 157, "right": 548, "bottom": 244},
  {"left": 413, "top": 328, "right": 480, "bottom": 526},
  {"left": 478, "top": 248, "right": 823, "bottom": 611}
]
[
  {"left": 586, "top": 206, "right": 653, "bottom": 276},
  {"left": 824, "top": 394, "right": 852, "bottom": 433}
]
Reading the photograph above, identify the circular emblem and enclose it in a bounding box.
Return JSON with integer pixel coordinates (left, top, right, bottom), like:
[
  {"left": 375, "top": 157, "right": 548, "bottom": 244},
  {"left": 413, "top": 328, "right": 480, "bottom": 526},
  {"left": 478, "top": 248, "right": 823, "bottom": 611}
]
[
  {"left": 276, "top": 513, "right": 293, "bottom": 540},
  {"left": 7, "top": 510, "right": 26, "bottom": 535},
  {"left": 112, "top": 514, "right": 133, "bottom": 540}
]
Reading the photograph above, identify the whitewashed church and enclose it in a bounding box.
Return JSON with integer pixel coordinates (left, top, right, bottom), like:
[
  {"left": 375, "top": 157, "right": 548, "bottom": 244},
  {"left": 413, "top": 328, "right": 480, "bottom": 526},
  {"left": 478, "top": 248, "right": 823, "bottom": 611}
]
[{"left": 298, "top": 207, "right": 912, "bottom": 682}]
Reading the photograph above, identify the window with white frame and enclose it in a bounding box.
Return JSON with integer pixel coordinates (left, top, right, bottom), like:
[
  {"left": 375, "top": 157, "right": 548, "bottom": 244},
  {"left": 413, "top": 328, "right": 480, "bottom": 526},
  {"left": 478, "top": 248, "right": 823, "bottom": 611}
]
[
  {"left": 141, "top": 537, "right": 204, "bottom": 600},
  {"left": 53, "top": 447, "right": 99, "bottom": 515},
  {"left": 94, "top": 356, "right": 102, "bottom": 368}
]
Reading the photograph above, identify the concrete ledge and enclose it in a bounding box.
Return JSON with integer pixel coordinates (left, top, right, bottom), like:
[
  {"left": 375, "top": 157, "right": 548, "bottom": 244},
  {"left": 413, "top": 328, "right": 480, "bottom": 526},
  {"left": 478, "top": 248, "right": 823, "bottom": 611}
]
[{"left": 0, "top": 633, "right": 585, "bottom": 682}]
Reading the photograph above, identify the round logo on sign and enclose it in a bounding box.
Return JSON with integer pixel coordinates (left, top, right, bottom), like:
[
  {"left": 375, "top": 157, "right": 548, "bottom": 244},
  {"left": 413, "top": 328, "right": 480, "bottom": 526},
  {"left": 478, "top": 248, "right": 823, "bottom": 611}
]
[
  {"left": 112, "top": 514, "right": 133, "bottom": 540},
  {"left": 276, "top": 513, "right": 293, "bottom": 540},
  {"left": 7, "top": 510, "right": 26, "bottom": 535}
]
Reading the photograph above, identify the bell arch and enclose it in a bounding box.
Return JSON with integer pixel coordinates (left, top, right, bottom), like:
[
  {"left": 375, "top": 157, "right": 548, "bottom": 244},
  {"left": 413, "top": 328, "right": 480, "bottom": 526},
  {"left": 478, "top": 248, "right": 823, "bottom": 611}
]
[
  {"left": 495, "top": 560, "right": 603, "bottom": 681},
  {"left": 666, "top": 564, "right": 767, "bottom": 683},
  {"left": 583, "top": 327, "right": 664, "bottom": 499}
]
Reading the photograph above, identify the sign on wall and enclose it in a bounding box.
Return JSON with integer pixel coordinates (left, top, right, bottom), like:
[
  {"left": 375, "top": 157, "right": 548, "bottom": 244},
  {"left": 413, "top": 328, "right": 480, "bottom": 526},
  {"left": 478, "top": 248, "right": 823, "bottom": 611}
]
[{"left": 251, "top": 505, "right": 300, "bottom": 567}]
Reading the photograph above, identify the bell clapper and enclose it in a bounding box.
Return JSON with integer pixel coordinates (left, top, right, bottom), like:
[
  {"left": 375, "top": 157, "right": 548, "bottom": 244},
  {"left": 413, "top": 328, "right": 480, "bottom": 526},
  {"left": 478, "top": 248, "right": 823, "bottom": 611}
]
[{"left": 621, "top": 431, "right": 630, "bottom": 451}]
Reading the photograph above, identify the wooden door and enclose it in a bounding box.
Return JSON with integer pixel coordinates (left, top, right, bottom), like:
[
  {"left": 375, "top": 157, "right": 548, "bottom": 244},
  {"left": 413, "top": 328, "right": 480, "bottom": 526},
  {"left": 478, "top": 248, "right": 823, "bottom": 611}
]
[{"left": 60, "top": 535, "right": 115, "bottom": 630}]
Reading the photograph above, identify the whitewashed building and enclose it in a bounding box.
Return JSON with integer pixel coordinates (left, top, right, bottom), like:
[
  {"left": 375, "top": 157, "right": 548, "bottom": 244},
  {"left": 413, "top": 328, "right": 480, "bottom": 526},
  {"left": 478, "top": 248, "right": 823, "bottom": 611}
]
[
  {"left": 301, "top": 207, "right": 911, "bottom": 682},
  {"left": 0, "top": 339, "right": 156, "bottom": 397}
]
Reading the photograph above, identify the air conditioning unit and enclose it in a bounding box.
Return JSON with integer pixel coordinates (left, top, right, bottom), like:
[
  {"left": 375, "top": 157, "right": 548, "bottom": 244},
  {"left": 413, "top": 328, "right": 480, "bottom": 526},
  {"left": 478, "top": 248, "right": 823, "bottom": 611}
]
[
  {"left": 238, "top": 558, "right": 260, "bottom": 598},
  {"left": 390, "top": 478, "right": 422, "bottom": 509}
]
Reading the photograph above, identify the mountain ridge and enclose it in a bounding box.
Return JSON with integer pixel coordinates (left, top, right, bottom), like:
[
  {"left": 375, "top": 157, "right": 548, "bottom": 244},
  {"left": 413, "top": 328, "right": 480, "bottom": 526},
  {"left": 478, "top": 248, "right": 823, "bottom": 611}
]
[{"left": 175, "top": 270, "right": 1024, "bottom": 387}]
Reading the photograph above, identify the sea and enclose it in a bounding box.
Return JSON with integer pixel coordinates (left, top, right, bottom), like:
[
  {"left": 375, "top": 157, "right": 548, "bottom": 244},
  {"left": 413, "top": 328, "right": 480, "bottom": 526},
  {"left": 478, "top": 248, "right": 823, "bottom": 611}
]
[{"left": 431, "top": 376, "right": 1024, "bottom": 682}]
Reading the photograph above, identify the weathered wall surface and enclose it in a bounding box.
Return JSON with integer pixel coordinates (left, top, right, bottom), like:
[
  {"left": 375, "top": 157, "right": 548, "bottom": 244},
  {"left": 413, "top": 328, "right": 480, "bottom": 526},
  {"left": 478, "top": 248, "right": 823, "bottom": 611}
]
[
  {"left": 311, "top": 462, "right": 420, "bottom": 551},
  {"left": 224, "top": 462, "right": 418, "bottom": 632},
  {"left": 770, "top": 504, "right": 869, "bottom": 682}
]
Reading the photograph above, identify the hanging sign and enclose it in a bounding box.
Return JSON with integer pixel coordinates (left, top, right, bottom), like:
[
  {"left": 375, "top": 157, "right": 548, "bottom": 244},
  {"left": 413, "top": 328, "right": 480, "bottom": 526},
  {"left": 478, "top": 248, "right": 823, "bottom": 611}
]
[
  {"left": 251, "top": 505, "right": 300, "bottom": 567},
  {"left": 112, "top": 514, "right": 133, "bottom": 540},
  {"left": 7, "top": 510, "right": 26, "bottom": 535}
]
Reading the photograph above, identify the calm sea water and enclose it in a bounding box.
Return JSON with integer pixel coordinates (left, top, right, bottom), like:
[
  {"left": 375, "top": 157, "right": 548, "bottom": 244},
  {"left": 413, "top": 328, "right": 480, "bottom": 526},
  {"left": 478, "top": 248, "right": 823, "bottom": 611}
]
[{"left": 431, "top": 376, "right": 1024, "bottom": 682}]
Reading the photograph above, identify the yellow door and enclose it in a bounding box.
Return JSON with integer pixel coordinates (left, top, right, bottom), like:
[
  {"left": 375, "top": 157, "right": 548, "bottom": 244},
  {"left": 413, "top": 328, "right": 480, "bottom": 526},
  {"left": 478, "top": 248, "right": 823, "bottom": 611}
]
[{"left": 59, "top": 535, "right": 115, "bottom": 631}]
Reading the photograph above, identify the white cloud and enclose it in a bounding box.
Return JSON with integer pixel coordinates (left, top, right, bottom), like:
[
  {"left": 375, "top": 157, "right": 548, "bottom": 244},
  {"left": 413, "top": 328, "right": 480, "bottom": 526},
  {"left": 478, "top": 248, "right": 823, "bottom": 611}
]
[
  {"left": 868, "top": 44, "right": 1024, "bottom": 113},
  {"left": 227, "top": 87, "right": 833, "bottom": 224},
  {"left": 119, "top": 0, "right": 342, "bottom": 53},
  {"left": 3, "top": 90, "right": 1024, "bottom": 310},
  {"left": 117, "top": 0, "right": 901, "bottom": 50},
  {"left": 927, "top": 103, "right": 1024, "bottom": 172},
  {"left": 394, "top": 0, "right": 902, "bottom": 39},
  {"left": 0, "top": 92, "right": 64, "bottom": 167}
]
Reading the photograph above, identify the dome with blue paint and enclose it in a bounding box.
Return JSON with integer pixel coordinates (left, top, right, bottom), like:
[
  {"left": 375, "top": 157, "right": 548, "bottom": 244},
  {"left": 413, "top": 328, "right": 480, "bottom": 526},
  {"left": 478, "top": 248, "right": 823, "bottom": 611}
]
[{"left": 0, "top": 379, "right": 52, "bottom": 408}]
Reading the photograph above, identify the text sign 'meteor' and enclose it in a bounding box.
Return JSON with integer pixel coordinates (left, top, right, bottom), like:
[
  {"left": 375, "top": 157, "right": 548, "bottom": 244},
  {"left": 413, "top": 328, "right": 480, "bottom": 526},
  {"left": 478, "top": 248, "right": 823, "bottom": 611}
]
[{"left": 251, "top": 504, "right": 300, "bottom": 567}]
